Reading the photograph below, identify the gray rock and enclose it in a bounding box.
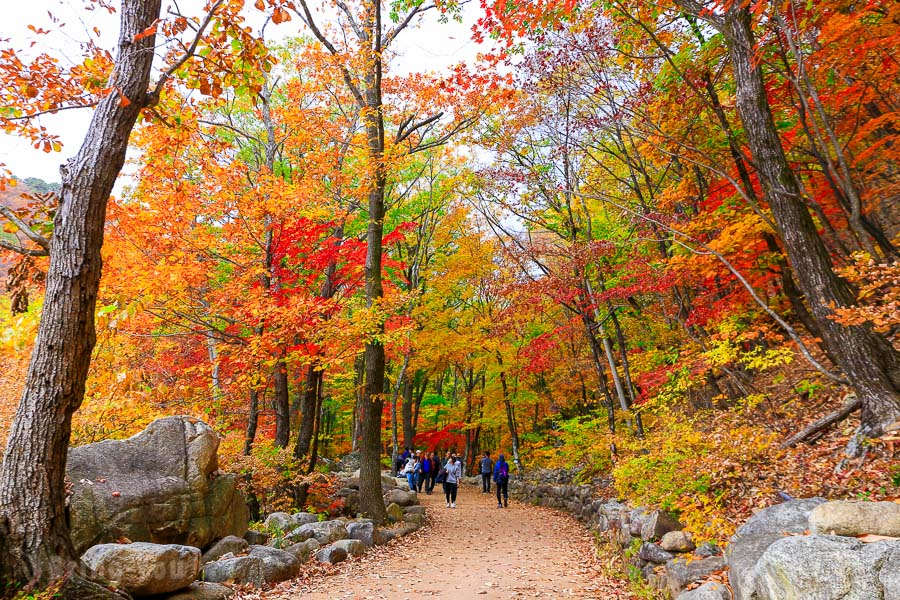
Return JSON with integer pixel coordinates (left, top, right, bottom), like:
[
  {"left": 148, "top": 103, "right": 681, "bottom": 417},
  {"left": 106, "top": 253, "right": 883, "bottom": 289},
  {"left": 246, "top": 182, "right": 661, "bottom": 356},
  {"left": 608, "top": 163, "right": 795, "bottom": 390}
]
[
  {"left": 287, "top": 520, "right": 348, "bottom": 544},
  {"left": 694, "top": 542, "right": 722, "bottom": 558},
  {"left": 638, "top": 542, "right": 675, "bottom": 564},
  {"left": 247, "top": 545, "right": 300, "bottom": 583},
  {"left": 727, "top": 498, "right": 826, "bottom": 600},
  {"left": 291, "top": 512, "right": 320, "bottom": 526},
  {"left": 403, "top": 513, "right": 425, "bottom": 526},
  {"left": 661, "top": 531, "right": 695, "bottom": 553},
  {"left": 641, "top": 510, "right": 683, "bottom": 541},
  {"left": 629, "top": 507, "right": 648, "bottom": 537},
  {"left": 386, "top": 502, "right": 404, "bottom": 523},
  {"left": 82, "top": 542, "right": 200, "bottom": 596},
  {"left": 67, "top": 417, "right": 249, "bottom": 554},
  {"left": 201, "top": 536, "right": 248, "bottom": 565},
  {"left": 202, "top": 555, "right": 264, "bottom": 587},
  {"left": 403, "top": 505, "right": 426, "bottom": 516},
  {"left": 751, "top": 535, "right": 898, "bottom": 600},
  {"left": 735, "top": 498, "right": 825, "bottom": 537},
  {"left": 809, "top": 500, "right": 900, "bottom": 537},
  {"left": 263, "top": 512, "right": 297, "bottom": 533},
  {"left": 385, "top": 489, "right": 418, "bottom": 507},
  {"left": 664, "top": 555, "right": 726, "bottom": 597},
  {"left": 331, "top": 538, "right": 367, "bottom": 557},
  {"left": 727, "top": 532, "right": 784, "bottom": 600},
  {"left": 285, "top": 539, "right": 320, "bottom": 564},
  {"left": 158, "top": 581, "right": 235, "bottom": 600},
  {"left": 243, "top": 530, "right": 269, "bottom": 546},
  {"left": 675, "top": 581, "right": 730, "bottom": 600},
  {"left": 882, "top": 545, "right": 900, "bottom": 600},
  {"left": 315, "top": 544, "right": 349, "bottom": 564},
  {"left": 346, "top": 520, "right": 387, "bottom": 547}
]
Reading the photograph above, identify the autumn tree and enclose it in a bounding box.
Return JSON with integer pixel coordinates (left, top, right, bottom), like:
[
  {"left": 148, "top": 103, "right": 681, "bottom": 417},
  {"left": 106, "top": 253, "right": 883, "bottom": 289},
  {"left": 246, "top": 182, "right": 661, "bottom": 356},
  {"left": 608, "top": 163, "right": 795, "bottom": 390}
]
[{"left": 0, "top": 1, "right": 270, "bottom": 593}]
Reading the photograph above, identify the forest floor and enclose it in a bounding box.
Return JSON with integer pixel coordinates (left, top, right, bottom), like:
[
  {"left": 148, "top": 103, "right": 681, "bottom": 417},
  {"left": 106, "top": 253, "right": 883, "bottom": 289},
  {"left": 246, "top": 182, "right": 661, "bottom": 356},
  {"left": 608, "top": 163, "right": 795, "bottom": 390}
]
[{"left": 246, "top": 483, "right": 634, "bottom": 599}]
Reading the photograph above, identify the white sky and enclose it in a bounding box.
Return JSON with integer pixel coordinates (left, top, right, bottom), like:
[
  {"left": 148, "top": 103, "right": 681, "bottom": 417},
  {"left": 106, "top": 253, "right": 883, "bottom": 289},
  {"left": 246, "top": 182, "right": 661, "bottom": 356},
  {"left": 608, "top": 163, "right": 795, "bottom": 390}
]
[{"left": 0, "top": 0, "right": 486, "bottom": 184}]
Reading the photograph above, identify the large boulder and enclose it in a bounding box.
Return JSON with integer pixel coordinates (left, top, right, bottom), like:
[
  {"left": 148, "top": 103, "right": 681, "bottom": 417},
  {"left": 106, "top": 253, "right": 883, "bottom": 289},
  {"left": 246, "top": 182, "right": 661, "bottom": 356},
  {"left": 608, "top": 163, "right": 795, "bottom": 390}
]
[
  {"left": 727, "top": 498, "right": 825, "bottom": 600},
  {"left": 287, "top": 520, "right": 348, "bottom": 544},
  {"left": 750, "top": 535, "right": 899, "bottom": 600},
  {"left": 883, "top": 545, "right": 900, "bottom": 600},
  {"left": 67, "top": 417, "right": 249, "bottom": 554},
  {"left": 202, "top": 555, "right": 264, "bottom": 587},
  {"left": 809, "top": 500, "right": 900, "bottom": 537},
  {"left": 81, "top": 542, "right": 200, "bottom": 596},
  {"left": 247, "top": 545, "right": 301, "bottom": 583},
  {"left": 736, "top": 498, "right": 825, "bottom": 537}
]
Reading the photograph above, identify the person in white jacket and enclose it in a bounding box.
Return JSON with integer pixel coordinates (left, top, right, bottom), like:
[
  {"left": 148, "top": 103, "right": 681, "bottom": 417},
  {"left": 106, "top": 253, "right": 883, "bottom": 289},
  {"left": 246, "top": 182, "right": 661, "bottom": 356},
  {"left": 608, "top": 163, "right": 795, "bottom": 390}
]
[
  {"left": 442, "top": 454, "right": 462, "bottom": 508},
  {"left": 401, "top": 452, "right": 418, "bottom": 491}
]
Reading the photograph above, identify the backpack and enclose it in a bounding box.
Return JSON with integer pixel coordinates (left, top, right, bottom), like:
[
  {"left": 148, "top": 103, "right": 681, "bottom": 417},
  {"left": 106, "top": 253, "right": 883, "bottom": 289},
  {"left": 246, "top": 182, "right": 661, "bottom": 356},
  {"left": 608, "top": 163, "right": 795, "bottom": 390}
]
[{"left": 498, "top": 462, "right": 509, "bottom": 482}]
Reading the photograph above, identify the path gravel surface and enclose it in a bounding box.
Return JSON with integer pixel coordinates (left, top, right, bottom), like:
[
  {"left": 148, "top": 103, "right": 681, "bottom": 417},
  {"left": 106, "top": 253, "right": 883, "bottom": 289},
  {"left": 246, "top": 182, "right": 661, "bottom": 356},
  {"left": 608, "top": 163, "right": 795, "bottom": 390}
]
[{"left": 249, "top": 482, "right": 633, "bottom": 599}]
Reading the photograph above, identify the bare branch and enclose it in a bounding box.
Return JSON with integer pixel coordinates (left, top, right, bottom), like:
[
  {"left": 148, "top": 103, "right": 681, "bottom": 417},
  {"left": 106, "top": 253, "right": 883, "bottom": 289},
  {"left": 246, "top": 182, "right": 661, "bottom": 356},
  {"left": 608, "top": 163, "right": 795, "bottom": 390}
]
[
  {"left": 0, "top": 239, "right": 49, "bottom": 257},
  {"left": 1, "top": 102, "right": 99, "bottom": 122},
  {"left": 0, "top": 205, "right": 51, "bottom": 252},
  {"left": 293, "top": 0, "right": 366, "bottom": 107},
  {"left": 396, "top": 111, "right": 444, "bottom": 144}
]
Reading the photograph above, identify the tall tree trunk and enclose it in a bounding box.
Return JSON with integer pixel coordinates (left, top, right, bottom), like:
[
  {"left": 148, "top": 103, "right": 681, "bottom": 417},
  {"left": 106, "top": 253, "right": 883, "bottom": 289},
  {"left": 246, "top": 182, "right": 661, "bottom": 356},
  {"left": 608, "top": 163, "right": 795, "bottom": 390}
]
[
  {"left": 401, "top": 378, "right": 415, "bottom": 450},
  {"left": 357, "top": 3, "right": 389, "bottom": 520},
  {"left": 294, "top": 365, "right": 319, "bottom": 460},
  {"left": 307, "top": 372, "right": 325, "bottom": 474},
  {"left": 714, "top": 4, "right": 900, "bottom": 437},
  {"left": 273, "top": 359, "right": 290, "bottom": 448},
  {"left": 0, "top": 2, "right": 162, "bottom": 595},
  {"left": 496, "top": 352, "right": 522, "bottom": 472},
  {"left": 351, "top": 354, "right": 364, "bottom": 452},
  {"left": 244, "top": 387, "right": 260, "bottom": 456},
  {"left": 412, "top": 374, "right": 428, "bottom": 433},
  {"left": 581, "top": 311, "right": 617, "bottom": 433}
]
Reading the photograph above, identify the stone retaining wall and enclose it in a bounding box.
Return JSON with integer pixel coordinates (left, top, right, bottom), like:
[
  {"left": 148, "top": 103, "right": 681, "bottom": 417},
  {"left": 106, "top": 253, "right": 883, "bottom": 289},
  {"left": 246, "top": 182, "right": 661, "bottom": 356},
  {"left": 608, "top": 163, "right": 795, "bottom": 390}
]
[{"left": 509, "top": 468, "right": 900, "bottom": 600}]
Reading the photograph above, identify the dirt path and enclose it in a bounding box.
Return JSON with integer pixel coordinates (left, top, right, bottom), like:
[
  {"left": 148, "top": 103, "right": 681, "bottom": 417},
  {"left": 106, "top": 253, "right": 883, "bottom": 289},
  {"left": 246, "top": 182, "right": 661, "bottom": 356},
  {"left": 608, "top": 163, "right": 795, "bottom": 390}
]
[{"left": 258, "top": 482, "right": 633, "bottom": 599}]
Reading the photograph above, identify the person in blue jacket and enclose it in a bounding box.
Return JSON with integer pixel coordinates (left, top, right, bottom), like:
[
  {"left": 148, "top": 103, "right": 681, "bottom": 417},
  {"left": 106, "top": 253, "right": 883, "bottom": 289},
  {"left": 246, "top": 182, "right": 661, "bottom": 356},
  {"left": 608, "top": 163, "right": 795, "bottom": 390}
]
[
  {"left": 494, "top": 453, "right": 511, "bottom": 508},
  {"left": 418, "top": 452, "right": 431, "bottom": 493}
]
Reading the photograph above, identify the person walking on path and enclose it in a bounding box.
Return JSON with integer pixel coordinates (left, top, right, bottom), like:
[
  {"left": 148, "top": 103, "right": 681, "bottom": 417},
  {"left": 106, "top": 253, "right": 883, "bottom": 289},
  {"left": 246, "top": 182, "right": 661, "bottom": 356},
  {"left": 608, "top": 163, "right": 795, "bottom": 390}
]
[
  {"left": 401, "top": 452, "right": 417, "bottom": 491},
  {"left": 396, "top": 446, "right": 410, "bottom": 476},
  {"left": 443, "top": 454, "right": 462, "bottom": 508},
  {"left": 418, "top": 452, "right": 431, "bottom": 493},
  {"left": 480, "top": 451, "right": 493, "bottom": 494},
  {"left": 494, "top": 453, "right": 510, "bottom": 508},
  {"left": 427, "top": 451, "right": 439, "bottom": 494}
]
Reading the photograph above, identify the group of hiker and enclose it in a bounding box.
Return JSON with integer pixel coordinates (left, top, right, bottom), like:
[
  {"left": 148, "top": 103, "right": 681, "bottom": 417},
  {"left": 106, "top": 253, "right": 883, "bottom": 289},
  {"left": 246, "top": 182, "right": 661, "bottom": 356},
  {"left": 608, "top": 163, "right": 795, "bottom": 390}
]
[{"left": 396, "top": 448, "right": 511, "bottom": 509}]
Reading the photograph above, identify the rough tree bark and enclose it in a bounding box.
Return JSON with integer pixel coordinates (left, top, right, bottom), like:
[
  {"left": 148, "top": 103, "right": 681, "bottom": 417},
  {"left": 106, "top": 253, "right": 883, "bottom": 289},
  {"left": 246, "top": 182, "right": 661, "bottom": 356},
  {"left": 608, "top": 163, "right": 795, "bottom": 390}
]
[
  {"left": 0, "top": 2, "right": 163, "bottom": 596},
  {"left": 357, "top": 11, "right": 390, "bottom": 520},
  {"left": 273, "top": 360, "right": 291, "bottom": 448},
  {"left": 711, "top": 3, "right": 900, "bottom": 437}
]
